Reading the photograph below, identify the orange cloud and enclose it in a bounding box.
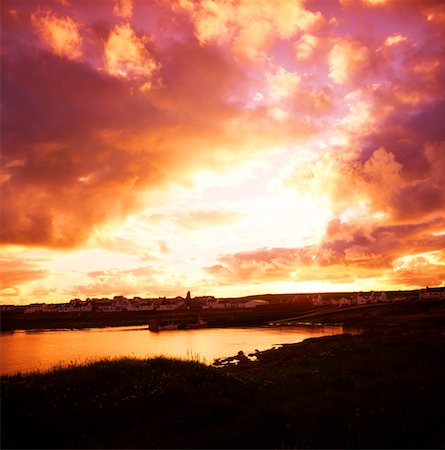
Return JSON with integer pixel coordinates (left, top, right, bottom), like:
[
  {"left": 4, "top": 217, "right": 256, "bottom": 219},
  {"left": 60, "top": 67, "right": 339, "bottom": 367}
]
[
  {"left": 328, "top": 38, "right": 370, "bottom": 85},
  {"left": 205, "top": 218, "right": 445, "bottom": 286},
  {"left": 0, "top": 257, "right": 49, "bottom": 290},
  {"left": 104, "top": 23, "right": 159, "bottom": 81},
  {"left": 68, "top": 266, "right": 162, "bottom": 297},
  {"left": 31, "top": 8, "right": 82, "bottom": 60},
  {"left": 1, "top": 25, "right": 298, "bottom": 249},
  {"left": 391, "top": 253, "right": 445, "bottom": 287},
  {"left": 2, "top": 0, "right": 445, "bottom": 302},
  {"left": 178, "top": 0, "right": 325, "bottom": 59},
  {"left": 265, "top": 67, "right": 301, "bottom": 101}
]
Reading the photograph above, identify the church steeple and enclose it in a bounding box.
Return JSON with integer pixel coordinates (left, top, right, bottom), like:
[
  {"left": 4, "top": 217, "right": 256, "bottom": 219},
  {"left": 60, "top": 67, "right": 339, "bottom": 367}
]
[{"left": 185, "top": 291, "right": 191, "bottom": 308}]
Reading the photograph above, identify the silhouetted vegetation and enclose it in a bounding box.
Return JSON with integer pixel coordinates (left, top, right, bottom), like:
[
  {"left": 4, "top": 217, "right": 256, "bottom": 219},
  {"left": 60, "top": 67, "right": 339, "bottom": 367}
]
[{"left": 2, "top": 301, "right": 444, "bottom": 449}]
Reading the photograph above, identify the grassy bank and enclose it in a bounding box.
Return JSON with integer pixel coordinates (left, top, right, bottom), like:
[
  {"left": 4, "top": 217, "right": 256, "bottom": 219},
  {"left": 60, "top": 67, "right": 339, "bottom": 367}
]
[{"left": 2, "top": 305, "right": 444, "bottom": 449}]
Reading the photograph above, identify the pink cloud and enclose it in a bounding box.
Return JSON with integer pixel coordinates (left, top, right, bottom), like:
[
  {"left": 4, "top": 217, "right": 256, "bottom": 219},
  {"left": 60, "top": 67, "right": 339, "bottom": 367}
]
[
  {"left": 0, "top": 258, "right": 49, "bottom": 290},
  {"left": 1, "top": 12, "right": 278, "bottom": 248},
  {"left": 173, "top": 0, "right": 325, "bottom": 59},
  {"left": 328, "top": 37, "right": 372, "bottom": 85},
  {"left": 2, "top": 0, "right": 445, "bottom": 298},
  {"left": 113, "top": 0, "right": 133, "bottom": 19},
  {"left": 68, "top": 265, "right": 162, "bottom": 297},
  {"left": 31, "top": 8, "right": 83, "bottom": 60},
  {"left": 205, "top": 217, "right": 445, "bottom": 285}
]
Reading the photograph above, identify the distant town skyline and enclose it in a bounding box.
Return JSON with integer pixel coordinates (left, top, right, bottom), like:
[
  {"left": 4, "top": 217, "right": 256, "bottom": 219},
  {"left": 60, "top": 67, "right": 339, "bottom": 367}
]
[{"left": 1, "top": 0, "right": 445, "bottom": 305}]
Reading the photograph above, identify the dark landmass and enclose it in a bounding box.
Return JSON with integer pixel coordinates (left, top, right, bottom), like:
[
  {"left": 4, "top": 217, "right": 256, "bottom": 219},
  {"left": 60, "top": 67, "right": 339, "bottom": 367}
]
[
  {"left": 0, "top": 289, "right": 422, "bottom": 332},
  {"left": 2, "top": 299, "right": 444, "bottom": 449},
  {"left": 273, "top": 297, "right": 445, "bottom": 331},
  {"left": 0, "top": 300, "right": 314, "bottom": 332}
]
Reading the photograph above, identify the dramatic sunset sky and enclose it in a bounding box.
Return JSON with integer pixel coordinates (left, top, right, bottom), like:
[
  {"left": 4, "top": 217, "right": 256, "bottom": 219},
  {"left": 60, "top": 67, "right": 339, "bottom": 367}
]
[{"left": 1, "top": 0, "right": 445, "bottom": 305}]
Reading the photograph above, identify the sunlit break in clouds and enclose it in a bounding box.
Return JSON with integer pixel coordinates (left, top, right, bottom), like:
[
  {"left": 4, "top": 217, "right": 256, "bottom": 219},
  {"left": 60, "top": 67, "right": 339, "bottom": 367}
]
[{"left": 1, "top": 0, "right": 445, "bottom": 304}]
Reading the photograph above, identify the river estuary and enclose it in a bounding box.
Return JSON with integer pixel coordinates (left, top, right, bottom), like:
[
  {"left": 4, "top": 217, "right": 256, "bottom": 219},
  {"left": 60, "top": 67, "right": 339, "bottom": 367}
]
[{"left": 1, "top": 325, "right": 348, "bottom": 375}]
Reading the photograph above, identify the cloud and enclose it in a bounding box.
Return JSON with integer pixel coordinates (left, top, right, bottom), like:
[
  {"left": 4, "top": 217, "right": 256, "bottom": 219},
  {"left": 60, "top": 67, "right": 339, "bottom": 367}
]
[
  {"left": 424, "top": 4, "right": 445, "bottom": 25},
  {"left": 68, "top": 265, "right": 162, "bottom": 297},
  {"left": 391, "top": 253, "right": 445, "bottom": 287},
  {"left": 339, "top": 0, "right": 387, "bottom": 7},
  {"left": 1, "top": 23, "right": 292, "bottom": 248},
  {"left": 158, "top": 240, "right": 170, "bottom": 255},
  {"left": 0, "top": 258, "right": 49, "bottom": 290},
  {"left": 206, "top": 246, "right": 313, "bottom": 284},
  {"left": 1, "top": 0, "right": 335, "bottom": 252},
  {"left": 205, "top": 218, "right": 445, "bottom": 285},
  {"left": 320, "top": 218, "right": 445, "bottom": 267},
  {"left": 174, "top": 0, "right": 325, "bottom": 59},
  {"left": 31, "top": 8, "right": 83, "bottom": 60},
  {"left": 3, "top": 0, "right": 445, "bottom": 301},
  {"left": 1, "top": 49, "right": 146, "bottom": 247},
  {"left": 294, "top": 34, "right": 318, "bottom": 60},
  {"left": 104, "top": 23, "right": 160, "bottom": 81},
  {"left": 178, "top": 210, "right": 242, "bottom": 229},
  {"left": 383, "top": 33, "right": 408, "bottom": 47},
  {"left": 205, "top": 245, "right": 384, "bottom": 285},
  {"left": 265, "top": 67, "right": 301, "bottom": 101},
  {"left": 340, "top": 126, "right": 445, "bottom": 224},
  {"left": 113, "top": 0, "right": 133, "bottom": 19},
  {"left": 328, "top": 38, "right": 370, "bottom": 85},
  {"left": 1, "top": 38, "right": 288, "bottom": 247}
]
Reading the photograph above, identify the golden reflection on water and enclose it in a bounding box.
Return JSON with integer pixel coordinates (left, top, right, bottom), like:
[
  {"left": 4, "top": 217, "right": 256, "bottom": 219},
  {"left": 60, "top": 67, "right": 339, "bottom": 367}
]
[{"left": 0, "top": 325, "right": 347, "bottom": 375}]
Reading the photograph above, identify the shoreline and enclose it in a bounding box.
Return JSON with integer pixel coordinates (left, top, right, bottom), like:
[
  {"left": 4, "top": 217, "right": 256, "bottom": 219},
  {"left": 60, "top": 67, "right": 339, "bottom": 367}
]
[
  {"left": 2, "top": 300, "right": 444, "bottom": 449},
  {"left": 0, "top": 302, "right": 314, "bottom": 332},
  {"left": 2, "top": 298, "right": 440, "bottom": 332},
  {"left": 1, "top": 323, "right": 350, "bottom": 377}
]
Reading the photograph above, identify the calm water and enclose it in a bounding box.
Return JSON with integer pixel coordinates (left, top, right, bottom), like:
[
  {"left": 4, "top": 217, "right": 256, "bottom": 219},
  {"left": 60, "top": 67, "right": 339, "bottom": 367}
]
[{"left": 0, "top": 325, "right": 347, "bottom": 375}]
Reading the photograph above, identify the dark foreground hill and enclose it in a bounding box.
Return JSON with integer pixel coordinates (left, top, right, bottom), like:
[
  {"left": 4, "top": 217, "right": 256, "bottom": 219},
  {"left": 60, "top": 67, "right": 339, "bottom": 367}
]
[{"left": 2, "top": 301, "right": 444, "bottom": 449}]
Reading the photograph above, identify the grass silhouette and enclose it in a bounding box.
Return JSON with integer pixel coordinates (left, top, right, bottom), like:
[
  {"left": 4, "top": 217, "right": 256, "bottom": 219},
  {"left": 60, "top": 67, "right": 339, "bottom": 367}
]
[{"left": 2, "top": 322, "right": 444, "bottom": 449}]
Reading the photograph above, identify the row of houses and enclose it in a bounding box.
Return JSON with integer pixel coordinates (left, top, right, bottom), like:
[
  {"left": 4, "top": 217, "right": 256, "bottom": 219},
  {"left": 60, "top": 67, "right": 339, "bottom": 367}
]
[
  {"left": 202, "top": 298, "right": 270, "bottom": 309},
  {"left": 14, "top": 286, "right": 445, "bottom": 313},
  {"left": 311, "top": 291, "right": 389, "bottom": 307},
  {"left": 23, "top": 294, "right": 272, "bottom": 314},
  {"left": 419, "top": 287, "right": 445, "bottom": 299},
  {"left": 311, "top": 286, "right": 445, "bottom": 307},
  {"left": 25, "top": 296, "right": 183, "bottom": 314}
]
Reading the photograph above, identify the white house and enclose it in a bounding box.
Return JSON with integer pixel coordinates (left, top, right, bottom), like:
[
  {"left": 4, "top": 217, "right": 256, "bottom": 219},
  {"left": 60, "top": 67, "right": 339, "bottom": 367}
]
[
  {"left": 72, "top": 302, "right": 93, "bottom": 312},
  {"left": 95, "top": 301, "right": 119, "bottom": 312},
  {"left": 338, "top": 297, "right": 352, "bottom": 307},
  {"left": 205, "top": 299, "right": 238, "bottom": 309},
  {"left": 420, "top": 287, "right": 445, "bottom": 300},
  {"left": 372, "top": 291, "right": 388, "bottom": 302},
  {"left": 201, "top": 298, "right": 219, "bottom": 309},
  {"left": 25, "top": 303, "right": 46, "bottom": 314},
  {"left": 138, "top": 301, "right": 155, "bottom": 311},
  {"left": 68, "top": 298, "right": 93, "bottom": 312},
  {"left": 0, "top": 305, "right": 16, "bottom": 311},
  {"left": 356, "top": 294, "right": 368, "bottom": 305},
  {"left": 157, "top": 300, "right": 181, "bottom": 311}
]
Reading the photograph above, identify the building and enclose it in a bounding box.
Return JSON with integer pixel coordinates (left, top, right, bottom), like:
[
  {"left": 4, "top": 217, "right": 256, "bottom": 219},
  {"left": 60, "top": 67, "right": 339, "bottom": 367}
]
[{"left": 419, "top": 287, "right": 445, "bottom": 300}]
